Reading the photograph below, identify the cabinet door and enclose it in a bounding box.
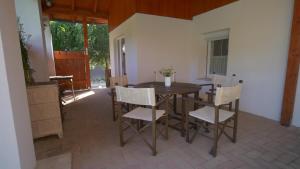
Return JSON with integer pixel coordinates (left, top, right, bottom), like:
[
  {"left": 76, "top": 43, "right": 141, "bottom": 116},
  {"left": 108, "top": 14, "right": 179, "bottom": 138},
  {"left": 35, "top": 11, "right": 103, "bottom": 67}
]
[
  {"left": 29, "top": 102, "right": 60, "bottom": 121},
  {"left": 27, "top": 85, "right": 59, "bottom": 104},
  {"left": 32, "top": 118, "right": 62, "bottom": 139}
]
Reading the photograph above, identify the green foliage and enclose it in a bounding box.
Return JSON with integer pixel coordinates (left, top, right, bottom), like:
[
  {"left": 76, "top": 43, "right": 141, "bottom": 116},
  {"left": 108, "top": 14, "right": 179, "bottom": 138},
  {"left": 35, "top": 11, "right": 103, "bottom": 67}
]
[
  {"left": 18, "top": 19, "right": 34, "bottom": 84},
  {"left": 50, "top": 21, "right": 84, "bottom": 51},
  {"left": 49, "top": 21, "right": 110, "bottom": 68},
  {"left": 159, "top": 67, "right": 175, "bottom": 77},
  {"left": 88, "top": 24, "right": 110, "bottom": 68}
]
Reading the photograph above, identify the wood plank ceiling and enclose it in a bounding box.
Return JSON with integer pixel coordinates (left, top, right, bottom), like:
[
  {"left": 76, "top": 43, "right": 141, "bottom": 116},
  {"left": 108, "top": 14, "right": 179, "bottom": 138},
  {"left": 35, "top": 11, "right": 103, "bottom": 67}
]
[
  {"left": 42, "top": 0, "right": 110, "bottom": 24},
  {"left": 41, "top": 0, "right": 237, "bottom": 30}
]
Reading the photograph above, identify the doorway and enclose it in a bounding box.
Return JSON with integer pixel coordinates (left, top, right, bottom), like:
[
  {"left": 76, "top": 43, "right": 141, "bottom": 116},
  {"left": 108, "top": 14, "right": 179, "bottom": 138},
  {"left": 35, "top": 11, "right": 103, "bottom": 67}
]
[{"left": 115, "top": 37, "right": 126, "bottom": 76}]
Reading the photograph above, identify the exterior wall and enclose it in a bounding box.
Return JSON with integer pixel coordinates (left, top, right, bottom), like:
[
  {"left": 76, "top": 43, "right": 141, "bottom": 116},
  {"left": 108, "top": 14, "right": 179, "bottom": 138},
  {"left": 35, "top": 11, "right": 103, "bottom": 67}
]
[
  {"left": 109, "top": 0, "right": 296, "bottom": 124},
  {"left": 135, "top": 14, "right": 194, "bottom": 83},
  {"left": 0, "top": 0, "right": 36, "bottom": 169},
  {"left": 193, "top": 0, "right": 294, "bottom": 121},
  {"left": 110, "top": 13, "right": 195, "bottom": 84},
  {"left": 109, "top": 15, "right": 139, "bottom": 84},
  {"left": 15, "top": 0, "right": 50, "bottom": 82}
]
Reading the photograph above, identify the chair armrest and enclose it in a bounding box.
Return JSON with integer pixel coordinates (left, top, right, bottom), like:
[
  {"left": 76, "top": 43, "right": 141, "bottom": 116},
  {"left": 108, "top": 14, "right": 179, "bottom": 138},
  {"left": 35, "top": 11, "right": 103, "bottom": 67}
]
[
  {"left": 198, "top": 83, "right": 213, "bottom": 87},
  {"left": 182, "top": 96, "right": 215, "bottom": 107},
  {"left": 125, "top": 84, "right": 136, "bottom": 88},
  {"left": 155, "top": 94, "right": 173, "bottom": 107}
]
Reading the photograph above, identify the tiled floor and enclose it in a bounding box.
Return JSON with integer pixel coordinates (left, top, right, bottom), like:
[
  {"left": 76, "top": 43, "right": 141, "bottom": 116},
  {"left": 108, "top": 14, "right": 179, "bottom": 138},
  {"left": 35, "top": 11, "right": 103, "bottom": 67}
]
[
  {"left": 36, "top": 153, "right": 71, "bottom": 169},
  {"left": 34, "top": 89, "right": 300, "bottom": 169}
]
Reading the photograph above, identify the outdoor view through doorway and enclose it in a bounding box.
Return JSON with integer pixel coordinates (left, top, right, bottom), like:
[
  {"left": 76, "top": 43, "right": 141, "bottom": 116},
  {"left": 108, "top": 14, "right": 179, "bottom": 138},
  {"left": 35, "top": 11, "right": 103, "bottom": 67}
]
[{"left": 50, "top": 21, "right": 110, "bottom": 89}]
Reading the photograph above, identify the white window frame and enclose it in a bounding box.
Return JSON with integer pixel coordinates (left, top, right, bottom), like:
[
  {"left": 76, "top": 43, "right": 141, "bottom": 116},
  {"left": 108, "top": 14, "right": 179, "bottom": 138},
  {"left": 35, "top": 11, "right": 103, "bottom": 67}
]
[{"left": 204, "top": 29, "right": 230, "bottom": 77}]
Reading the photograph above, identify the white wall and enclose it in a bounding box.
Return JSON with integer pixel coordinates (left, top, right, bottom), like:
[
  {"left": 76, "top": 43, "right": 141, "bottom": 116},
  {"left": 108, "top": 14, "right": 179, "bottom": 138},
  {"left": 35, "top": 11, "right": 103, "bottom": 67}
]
[
  {"left": 110, "top": 13, "right": 196, "bottom": 83},
  {"left": 193, "top": 0, "right": 294, "bottom": 121},
  {"left": 109, "top": 15, "right": 139, "bottom": 83},
  {"left": 292, "top": 68, "right": 300, "bottom": 126},
  {"left": 0, "top": 0, "right": 36, "bottom": 169},
  {"left": 15, "top": 0, "right": 50, "bottom": 82},
  {"left": 109, "top": 0, "right": 296, "bottom": 124},
  {"left": 135, "top": 14, "right": 195, "bottom": 83}
]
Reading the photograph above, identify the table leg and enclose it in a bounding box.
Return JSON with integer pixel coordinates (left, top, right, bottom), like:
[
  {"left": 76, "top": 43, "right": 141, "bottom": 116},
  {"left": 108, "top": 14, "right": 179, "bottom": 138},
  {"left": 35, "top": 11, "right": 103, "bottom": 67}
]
[
  {"left": 173, "top": 94, "right": 177, "bottom": 113},
  {"left": 71, "top": 78, "right": 75, "bottom": 101},
  {"left": 181, "top": 94, "right": 187, "bottom": 137}
]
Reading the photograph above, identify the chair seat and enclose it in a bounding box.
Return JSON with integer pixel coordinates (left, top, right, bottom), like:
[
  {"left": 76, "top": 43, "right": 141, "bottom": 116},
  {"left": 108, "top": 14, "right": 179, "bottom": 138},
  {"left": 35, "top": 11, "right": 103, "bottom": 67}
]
[
  {"left": 189, "top": 106, "right": 234, "bottom": 123},
  {"left": 123, "top": 107, "right": 165, "bottom": 121}
]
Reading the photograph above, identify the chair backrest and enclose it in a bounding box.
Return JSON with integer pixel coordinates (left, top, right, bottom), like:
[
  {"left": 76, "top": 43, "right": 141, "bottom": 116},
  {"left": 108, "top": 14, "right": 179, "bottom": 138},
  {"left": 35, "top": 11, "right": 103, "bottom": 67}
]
[
  {"left": 214, "top": 81, "right": 242, "bottom": 106},
  {"left": 115, "top": 86, "right": 156, "bottom": 106},
  {"left": 211, "top": 73, "right": 237, "bottom": 87},
  {"left": 110, "top": 75, "right": 128, "bottom": 87},
  {"left": 211, "top": 74, "right": 226, "bottom": 86}
]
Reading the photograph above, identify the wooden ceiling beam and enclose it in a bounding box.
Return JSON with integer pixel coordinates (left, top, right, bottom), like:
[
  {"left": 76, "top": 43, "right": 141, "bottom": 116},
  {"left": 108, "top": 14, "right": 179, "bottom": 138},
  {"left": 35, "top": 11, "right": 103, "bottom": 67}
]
[
  {"left": 49, "top": 16, "right": 107, "bottom": 24},
  {"left": 94, "top": 0, "right": 98, "bottom": 13},
  {"left": 44, "top": 6, "right": 109, "bottom": 20},
  {"left": 71, "top": 0, "right": 76, "bottom": 10}
]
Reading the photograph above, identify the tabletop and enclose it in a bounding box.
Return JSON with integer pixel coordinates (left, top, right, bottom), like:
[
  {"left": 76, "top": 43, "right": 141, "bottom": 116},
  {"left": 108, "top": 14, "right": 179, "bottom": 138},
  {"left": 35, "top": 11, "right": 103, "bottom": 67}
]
[
  {"left": 135, "top": 82, "right": 202, "bottom": 95},
  {"left": 49, "top": 75, "right": 73, "bottom": 81}
]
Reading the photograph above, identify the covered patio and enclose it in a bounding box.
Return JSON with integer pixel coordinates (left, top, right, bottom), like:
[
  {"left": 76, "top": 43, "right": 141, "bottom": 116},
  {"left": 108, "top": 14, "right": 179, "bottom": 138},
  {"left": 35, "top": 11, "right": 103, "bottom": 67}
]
[
  {"left": 1, "top": 0, "right": 300, "bottom": 169},
  {"left": 35, "top": 89, "right": 300, "bottom": 169}
]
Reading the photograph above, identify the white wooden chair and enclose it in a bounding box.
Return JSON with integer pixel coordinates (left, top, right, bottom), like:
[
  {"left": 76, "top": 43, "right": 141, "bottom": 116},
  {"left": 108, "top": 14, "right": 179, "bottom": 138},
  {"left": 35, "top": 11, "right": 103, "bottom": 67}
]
[
  {"left": 110, "top": 75, "right": 129, "bottom": 87},
  {"left": 109, "top": 75, "right": 134, "bottom": 121},
  {"left": 206, "top": 73, "right": 237, "bottom": 107},
  {"left": 184, "top": 80, "right": 243, "bottom": 157},
  {"left": 115, "top": 86, "right": 171, "bottom": 155}
]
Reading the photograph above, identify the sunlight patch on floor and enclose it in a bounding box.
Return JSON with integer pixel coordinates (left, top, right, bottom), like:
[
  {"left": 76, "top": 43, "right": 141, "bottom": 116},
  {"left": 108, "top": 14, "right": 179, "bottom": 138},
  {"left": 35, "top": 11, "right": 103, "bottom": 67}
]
[{"left": 62, "top": 90, "right": 95, "bottom": 105}]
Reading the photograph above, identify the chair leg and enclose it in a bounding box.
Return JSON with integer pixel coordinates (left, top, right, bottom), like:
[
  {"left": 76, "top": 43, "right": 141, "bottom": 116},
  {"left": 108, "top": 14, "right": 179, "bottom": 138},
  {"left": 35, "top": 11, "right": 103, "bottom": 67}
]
[
  {"left": 210, "top": 123, "right": 219, "bottom": 157},
  {"left": 112, "top": 98, "right": 116, "bottom": 121},
  {"left": 185, "top": 115, "right": 190, "bottom": 143},
  {"left": 204, "top": 122, "right": 210, "bottom": 133},
  {"left": 152, "top": 120, "right": 157, "bottom": 156},
  {"left": 233, "top": 99, "right": 239, "bottom": 143},
  {"left": 233, "top": 114, "right": 238, "bottom": 143},
  {"left": 118, "top": 115, "right": 124, "bottom": 147},
  {"left": 229, "top": 102, "right": 233, "bottom": 111},
  {"left": 165, "top": 115, "right": 169, "bottom": 140}
]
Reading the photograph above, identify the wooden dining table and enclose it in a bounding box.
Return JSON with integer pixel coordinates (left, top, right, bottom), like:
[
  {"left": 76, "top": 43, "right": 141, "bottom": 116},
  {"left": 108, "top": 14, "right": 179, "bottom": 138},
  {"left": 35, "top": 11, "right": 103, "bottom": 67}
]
[{"left": 135, "top": 81, "right": 203, "bottom": 136}]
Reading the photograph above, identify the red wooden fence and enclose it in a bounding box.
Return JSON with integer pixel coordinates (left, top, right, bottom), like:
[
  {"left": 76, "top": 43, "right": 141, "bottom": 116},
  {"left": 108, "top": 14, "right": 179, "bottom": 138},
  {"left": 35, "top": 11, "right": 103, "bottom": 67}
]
[{"left": 54, "top": 51, "right": 91, "bottom": 90}]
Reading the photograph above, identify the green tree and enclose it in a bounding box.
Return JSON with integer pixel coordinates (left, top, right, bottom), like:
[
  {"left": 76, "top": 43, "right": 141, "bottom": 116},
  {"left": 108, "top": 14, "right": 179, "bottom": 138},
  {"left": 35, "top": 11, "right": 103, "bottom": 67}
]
[
  {"left": 49, "top": 21, "right": 110, "bottom": 68},
  {"left": 18, "top": 19, "right": 34, "bottom": 84},
  {"left": 88, "top": 24, "right": 110, "bottom": 68},
  {"left": 50, "top": 21, "right": 84, "bottom": 51}
]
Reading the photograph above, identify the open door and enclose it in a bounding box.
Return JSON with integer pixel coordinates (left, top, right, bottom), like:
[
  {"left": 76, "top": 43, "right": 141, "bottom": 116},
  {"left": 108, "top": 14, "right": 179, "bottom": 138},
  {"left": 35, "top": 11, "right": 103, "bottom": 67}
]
[{"left": 115, "top": 37, "right": 126, "bottom": 76}]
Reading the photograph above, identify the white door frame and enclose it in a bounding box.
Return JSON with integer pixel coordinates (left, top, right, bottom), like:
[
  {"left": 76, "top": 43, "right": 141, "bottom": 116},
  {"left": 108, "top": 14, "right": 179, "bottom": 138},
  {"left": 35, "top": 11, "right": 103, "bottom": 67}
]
[{"left": 114, "top": 36, "right": 126, "bottom": 76}]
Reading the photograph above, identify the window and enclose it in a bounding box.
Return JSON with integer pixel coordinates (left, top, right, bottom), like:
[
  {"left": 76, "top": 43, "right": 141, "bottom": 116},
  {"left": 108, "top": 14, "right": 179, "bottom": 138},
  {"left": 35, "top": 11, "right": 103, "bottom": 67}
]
[
  {"left": 208, "top": 38, "right": 229, "bottom": 75},
  {"left": 204, "top": 29, "right": 230, "bottom": 76}
]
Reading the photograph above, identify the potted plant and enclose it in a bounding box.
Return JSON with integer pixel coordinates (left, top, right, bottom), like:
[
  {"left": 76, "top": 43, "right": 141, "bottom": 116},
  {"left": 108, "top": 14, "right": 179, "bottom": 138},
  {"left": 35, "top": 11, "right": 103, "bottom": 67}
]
[
  {"left": 18, "top": 20, "right": 34, "bottom": 85},
  {"left": 159, "top": 67, "right": 175, "bottom": 87}
]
